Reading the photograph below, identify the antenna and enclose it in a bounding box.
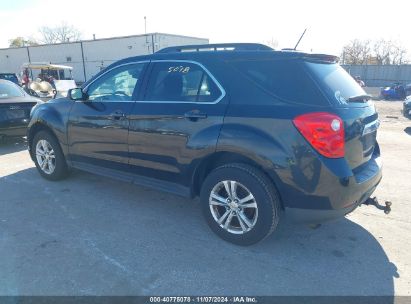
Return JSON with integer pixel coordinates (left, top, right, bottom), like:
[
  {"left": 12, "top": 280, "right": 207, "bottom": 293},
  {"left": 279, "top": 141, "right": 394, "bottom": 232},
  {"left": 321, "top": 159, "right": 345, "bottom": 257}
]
[{"left": 294, "top": 28, "right": 307, "bottom": 50}]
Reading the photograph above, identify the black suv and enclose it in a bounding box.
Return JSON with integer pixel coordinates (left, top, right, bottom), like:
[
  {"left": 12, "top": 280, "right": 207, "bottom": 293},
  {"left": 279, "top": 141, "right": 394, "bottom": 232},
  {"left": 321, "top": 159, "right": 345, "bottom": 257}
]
[{"left": 27, "top": 43, "right": 382, "bottom": 245}]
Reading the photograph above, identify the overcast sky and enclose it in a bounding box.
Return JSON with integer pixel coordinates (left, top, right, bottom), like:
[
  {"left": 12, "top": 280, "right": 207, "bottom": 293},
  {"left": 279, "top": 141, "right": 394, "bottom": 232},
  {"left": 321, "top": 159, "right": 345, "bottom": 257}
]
[{"left": 0, "top": 0, "right": 409, "bottom": 57}]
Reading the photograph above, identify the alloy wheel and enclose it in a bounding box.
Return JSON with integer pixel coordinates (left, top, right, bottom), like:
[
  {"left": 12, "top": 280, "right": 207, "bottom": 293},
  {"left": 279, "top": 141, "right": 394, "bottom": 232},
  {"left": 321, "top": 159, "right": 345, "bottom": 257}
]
[
  {"left": 35, "top": 139, "right": 56, "bottom": 175},
  {"left": 209, "top": 180, "right": 258, "bottom": 234}
]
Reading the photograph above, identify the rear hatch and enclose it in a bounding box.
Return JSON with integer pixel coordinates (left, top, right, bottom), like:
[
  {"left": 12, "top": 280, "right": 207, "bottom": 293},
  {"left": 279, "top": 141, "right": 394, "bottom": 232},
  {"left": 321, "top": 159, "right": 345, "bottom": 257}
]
[
  {"left": 0, "top": 80, "right": 37, "bottom": 128},
  {"left": 305, "top": 61, "right": 379, "bottom": 169},
  {"left": 0, "top": 99, "right": 37, "bottom": 128},
  {"left": 226, "top": 54, "right": 379, "bottom": 170}
]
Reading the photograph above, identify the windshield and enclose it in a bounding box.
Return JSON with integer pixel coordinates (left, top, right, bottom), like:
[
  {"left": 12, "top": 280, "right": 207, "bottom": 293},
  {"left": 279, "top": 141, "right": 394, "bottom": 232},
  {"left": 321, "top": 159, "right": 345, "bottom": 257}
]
[
  {"left": 0, "top": 81, "right": 24, "bottom": 98},
  {"left": 305, "top": 62, "right": 367, "bottom": 105},
  {"left": 37, "top": 68, "right": 73, "bottom": 80}
]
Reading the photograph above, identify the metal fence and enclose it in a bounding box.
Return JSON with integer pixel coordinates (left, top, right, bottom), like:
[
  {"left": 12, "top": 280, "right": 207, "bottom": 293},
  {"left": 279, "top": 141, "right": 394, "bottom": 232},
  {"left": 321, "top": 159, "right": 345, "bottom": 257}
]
[{"left": 342, "top": 64, "right": 411, "bottom": 87}]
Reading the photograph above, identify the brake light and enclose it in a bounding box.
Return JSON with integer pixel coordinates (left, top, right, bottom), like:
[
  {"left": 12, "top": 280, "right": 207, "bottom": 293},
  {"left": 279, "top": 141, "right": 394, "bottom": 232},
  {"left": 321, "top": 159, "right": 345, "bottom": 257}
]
[{"left": 293, "top": 112, "right": 344, "bottom": 158}]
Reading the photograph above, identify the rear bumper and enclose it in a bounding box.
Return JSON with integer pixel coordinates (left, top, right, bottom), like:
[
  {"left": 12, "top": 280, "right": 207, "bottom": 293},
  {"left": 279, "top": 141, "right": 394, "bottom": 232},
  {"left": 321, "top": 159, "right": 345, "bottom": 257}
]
[
  {"left": 0, "top": 125, "right": 28, "bottom": 137},
  {"left": 285, "top": 177, "right": 381, "bottom": 223},
  {"left": 0, "top": 116, "right": 30, "bottom": 137},
  {"left": 285, "top": 204, "right": 358, "bottom": 223},
  {"left": 280, "top": 153, "right": 382, "bottom": 224}
]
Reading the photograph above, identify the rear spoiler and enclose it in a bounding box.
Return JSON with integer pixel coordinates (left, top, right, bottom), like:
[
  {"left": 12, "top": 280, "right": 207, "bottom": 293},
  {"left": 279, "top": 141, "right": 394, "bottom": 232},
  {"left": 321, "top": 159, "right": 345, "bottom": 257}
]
[
  {"left": 281, "top": 49, "right": 339, "bottom": 63},
  {"left": 302, "top": 53, "right": 339, "bottom": 63}
]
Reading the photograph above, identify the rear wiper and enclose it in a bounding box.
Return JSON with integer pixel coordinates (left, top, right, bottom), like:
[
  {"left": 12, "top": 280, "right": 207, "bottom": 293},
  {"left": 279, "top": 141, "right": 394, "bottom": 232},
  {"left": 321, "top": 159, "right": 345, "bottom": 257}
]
[{"left": 347, "top": 94, "right": 372, "bottom": 103}]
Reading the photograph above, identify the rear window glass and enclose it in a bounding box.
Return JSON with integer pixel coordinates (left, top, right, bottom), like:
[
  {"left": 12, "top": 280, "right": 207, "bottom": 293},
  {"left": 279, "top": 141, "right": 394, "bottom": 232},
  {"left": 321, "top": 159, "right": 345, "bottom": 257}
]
[
  {"left": 0, "top": 74, "right": 18, "bottom": 83},
  {"left": 0, "top": 81, "right": 24, "bottom": 98},
  {"left": 305, "top": 62, "right": 366, "bottom": 105},
  {"left": 229, "top": 59, "right": 327, "bottom": 106}
]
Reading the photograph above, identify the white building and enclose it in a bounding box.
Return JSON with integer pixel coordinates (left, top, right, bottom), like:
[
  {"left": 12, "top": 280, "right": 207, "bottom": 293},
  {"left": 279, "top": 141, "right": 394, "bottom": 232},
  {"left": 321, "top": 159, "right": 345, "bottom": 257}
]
[{"left": 0, "top": 33, "right": 208, "bottom": 83}]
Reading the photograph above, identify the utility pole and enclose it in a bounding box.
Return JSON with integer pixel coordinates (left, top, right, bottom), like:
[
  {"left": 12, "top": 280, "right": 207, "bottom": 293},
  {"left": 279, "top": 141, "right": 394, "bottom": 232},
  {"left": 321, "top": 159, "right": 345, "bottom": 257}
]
[
  {"left": 26, "top": 46, "right": 31, "bottom": 63},
  {"left": 80, "top": 41, "right": 87, "bottom": 82},
  {"left": 144, "top": 16, "right": 150, "bottom": 53}
]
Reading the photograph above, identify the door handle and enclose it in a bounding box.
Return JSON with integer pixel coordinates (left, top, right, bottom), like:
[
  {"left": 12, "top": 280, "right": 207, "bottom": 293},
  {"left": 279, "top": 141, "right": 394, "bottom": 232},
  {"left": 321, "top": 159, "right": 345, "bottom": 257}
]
[
  {"left": 184, "top": 110, "right": 207, "bottom": 121},
  {"left": 110, "top": 111, "right": 127, "bottom": 120}
]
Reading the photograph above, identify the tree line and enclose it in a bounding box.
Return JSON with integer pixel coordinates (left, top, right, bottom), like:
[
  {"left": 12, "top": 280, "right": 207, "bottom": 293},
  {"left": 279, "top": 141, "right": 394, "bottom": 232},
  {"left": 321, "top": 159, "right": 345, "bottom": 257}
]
[
  {"left": 341, "top": 39, "right": 408, "bottom": 65},
  {"left": 8, "top": 22, "right": 82, "bottom": 47},
  {"left": 8, "top": 26, "right": 409, "bottom": 66}
]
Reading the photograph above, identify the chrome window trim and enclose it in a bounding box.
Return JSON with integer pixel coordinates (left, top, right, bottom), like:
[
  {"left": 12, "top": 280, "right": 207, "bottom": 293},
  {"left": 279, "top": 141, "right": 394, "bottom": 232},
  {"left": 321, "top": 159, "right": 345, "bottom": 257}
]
[
  {"left": 82, "top": 61, "right": 150, "bottom": 103},
  {"left": 140, "top": 60, "right": 226, "bottom": 105},
  {"left": 83, "top": 59, "right": 226, "bottom": 105}
]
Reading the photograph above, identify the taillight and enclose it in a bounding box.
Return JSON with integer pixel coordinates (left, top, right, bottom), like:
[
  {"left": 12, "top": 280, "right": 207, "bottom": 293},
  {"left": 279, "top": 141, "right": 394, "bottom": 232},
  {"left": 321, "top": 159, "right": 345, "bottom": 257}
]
[{"left": 293, "top": 112, "right": 344, "bottom": 158}]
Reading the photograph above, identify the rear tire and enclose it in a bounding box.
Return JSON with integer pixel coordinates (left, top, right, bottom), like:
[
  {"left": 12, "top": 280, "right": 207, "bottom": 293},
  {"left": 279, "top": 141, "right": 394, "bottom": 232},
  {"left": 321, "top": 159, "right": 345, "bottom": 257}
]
[
  {"left": 32, "top": 130, "right": 69, "bottom": 181},
  {"left": 200, "top": 163, "right": 280, "bottom": 246}
]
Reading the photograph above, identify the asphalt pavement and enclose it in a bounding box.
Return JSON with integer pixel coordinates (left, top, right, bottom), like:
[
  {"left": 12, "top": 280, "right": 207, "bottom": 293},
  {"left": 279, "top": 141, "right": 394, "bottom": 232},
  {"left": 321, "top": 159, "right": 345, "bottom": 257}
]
[{"left": 0, "top": 101, "right": 410, "bottom": 296}]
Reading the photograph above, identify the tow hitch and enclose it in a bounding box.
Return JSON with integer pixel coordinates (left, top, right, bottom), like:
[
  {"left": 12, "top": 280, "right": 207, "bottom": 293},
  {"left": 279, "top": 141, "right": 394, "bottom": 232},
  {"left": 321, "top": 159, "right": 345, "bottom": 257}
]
[{"left": 363, "top": 197, "right": 392, "bottom": 214}]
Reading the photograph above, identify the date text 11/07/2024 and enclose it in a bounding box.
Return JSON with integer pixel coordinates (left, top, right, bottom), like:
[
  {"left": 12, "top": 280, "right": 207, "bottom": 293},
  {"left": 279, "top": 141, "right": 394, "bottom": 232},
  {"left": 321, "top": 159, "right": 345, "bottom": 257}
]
[{"left": 149, "top": 296, "right": 257, "bottom": 303}]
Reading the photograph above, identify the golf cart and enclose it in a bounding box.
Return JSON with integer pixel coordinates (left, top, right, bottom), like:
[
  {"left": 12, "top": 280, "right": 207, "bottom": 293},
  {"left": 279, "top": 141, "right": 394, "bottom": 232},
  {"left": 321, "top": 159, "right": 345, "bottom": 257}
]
[{"left": 21, "top": 62, "right": 76, "bottom": 101}]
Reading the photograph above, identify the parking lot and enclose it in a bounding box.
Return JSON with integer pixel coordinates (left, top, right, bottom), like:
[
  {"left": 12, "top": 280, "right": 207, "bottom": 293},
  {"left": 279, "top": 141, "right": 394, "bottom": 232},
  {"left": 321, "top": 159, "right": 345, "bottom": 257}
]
[{"left": 0, "top": 100, "right": 410, "bottom": 296}]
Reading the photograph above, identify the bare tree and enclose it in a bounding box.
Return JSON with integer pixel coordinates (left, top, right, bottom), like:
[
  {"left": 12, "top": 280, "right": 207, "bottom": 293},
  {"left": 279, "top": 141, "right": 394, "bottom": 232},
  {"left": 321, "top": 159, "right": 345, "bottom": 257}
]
[
  {"left": 8, "top": 36, "right": 38, "bottom": 47},
  {"left": 373, "top": 39, "right": 393, "bottom": 65},
  {"left": 342, "top": 39, "right": 409, "bottom": 65},
  {"left": 390, "top": 43, "right": 408, "bottom": 65},
  {"left": 265, "top": 38, "right": 279, "bottom": 49},
  {"left": 341, "top": 39, "right": 371, "bottom": 64},
  {"left": 39, "top": 22, "right": 82, "bottom": 44}
]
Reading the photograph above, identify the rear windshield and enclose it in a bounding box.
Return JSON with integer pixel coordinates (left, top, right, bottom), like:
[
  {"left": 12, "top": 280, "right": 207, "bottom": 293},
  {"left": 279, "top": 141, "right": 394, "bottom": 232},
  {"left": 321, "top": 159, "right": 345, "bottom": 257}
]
[
  {"left": 228, "top": 59, "right": 328, "bottom": 106},
  {"left": 0, "top": 81, "right": 24, "bottom": 98},
  {"left": 0, "top": 74, "right": 18, "bottom": 83},
  {"left": 305, "top": 62, "right": 367, "bottom": 105}
]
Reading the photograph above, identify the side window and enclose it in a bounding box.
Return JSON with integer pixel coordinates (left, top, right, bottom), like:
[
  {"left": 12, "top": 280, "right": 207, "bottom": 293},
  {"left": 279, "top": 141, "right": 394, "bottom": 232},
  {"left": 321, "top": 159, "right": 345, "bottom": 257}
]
[
  {"left": 229, "top": 59, "right": 326, "bottom": 105},
  {"left": 87, "top": 63, "right": 145, "bottom": 101},
  {"left": 145, "top": 62, "right": 221, "bottom": 102}
]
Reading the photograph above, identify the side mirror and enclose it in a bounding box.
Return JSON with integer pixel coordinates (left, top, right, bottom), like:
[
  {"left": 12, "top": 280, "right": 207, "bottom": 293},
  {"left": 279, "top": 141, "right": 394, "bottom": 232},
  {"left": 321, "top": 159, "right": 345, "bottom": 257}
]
[{"left": 68, "top": 88, "right": 87, "bottom": 101}]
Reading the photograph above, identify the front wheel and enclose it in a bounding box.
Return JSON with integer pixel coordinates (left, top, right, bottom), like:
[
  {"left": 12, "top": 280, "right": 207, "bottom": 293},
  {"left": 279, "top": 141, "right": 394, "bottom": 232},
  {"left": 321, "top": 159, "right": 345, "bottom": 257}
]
[
  {"left": 200, "top": 163, "right": 281, "bottom": 246},
  {"left": 32, "top": 130, "right": 69, "bottom": 181}
]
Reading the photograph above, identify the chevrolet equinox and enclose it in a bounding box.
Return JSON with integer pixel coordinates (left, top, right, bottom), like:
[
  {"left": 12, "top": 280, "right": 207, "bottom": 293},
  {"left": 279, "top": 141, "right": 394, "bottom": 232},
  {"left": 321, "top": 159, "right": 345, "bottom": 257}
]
[{"left": 28, "top": 43, "right": 382, "bottom": 245}]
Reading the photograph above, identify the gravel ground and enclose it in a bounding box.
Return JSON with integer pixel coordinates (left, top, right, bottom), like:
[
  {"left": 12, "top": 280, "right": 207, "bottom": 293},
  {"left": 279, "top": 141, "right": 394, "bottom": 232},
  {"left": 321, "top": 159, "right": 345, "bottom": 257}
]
[{"left": 0, "top": 100, "right": 410, "bottom": 296}]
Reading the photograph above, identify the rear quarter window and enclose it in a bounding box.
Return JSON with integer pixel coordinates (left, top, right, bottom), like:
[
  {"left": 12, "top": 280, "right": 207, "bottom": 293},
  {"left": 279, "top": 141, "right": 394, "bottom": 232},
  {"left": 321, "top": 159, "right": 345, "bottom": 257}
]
[
  {"left": 228, "top": 59, "right": 328, "bottom": 106},
  {"left": 305, "top": 62, "right": 368, "bottom": 107}
]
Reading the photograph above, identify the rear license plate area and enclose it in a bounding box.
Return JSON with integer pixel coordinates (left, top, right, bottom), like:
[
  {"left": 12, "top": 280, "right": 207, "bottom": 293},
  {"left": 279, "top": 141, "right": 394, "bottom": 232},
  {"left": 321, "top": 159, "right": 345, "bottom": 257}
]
[{"left": 7, "top": 109, "right": 26, "bottom": 119}]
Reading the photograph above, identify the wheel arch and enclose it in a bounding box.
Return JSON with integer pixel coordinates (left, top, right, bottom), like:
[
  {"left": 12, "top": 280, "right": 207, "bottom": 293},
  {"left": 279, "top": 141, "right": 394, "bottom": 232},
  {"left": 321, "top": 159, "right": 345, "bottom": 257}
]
[
  {"left": 191, "top": 151, "right": 285, "bottom": 209},
  {"left": 28, "top": 122, "right": 62, "bottom": 161}
]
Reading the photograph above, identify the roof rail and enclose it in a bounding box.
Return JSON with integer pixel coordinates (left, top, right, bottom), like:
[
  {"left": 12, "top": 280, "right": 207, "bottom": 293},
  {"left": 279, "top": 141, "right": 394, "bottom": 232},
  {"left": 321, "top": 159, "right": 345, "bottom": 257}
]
[{"left": 157, "top": 43, "right": 273, "bottom": 53}]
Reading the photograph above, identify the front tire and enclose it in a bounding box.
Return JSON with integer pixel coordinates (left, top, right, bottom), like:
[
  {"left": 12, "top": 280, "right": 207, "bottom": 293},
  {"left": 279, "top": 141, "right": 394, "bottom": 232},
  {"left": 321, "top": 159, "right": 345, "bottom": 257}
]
[
  {"left": 200, "top": 163, "right": 280, "bottom": 246},
  {"left": 32, "top": 130, "right": 69, "bottom": 181}
]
